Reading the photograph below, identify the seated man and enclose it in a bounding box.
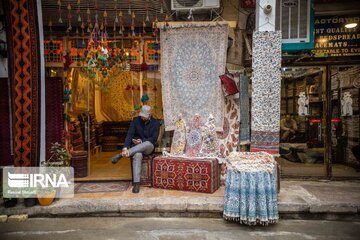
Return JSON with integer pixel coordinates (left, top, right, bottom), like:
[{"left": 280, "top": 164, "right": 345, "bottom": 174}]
[
  {"left": 111, "top": 105, "right": 160, "bottom": 193},
  {"left": 280, "top": 114, "right": 298, "bottom": 142}
]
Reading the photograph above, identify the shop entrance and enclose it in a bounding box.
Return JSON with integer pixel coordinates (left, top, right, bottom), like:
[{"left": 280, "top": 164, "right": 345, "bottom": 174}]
[
  {"left": 278, "top": 67, "right": 327, "bottom": 177},
  {"left": 46, "top": 62, "right": 164, "bottom": 181}
]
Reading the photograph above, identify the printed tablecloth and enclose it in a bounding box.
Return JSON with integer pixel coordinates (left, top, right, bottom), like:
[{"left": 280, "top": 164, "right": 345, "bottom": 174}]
[{"left": 223, "top": 152, "right": 279, "bottom": 225}]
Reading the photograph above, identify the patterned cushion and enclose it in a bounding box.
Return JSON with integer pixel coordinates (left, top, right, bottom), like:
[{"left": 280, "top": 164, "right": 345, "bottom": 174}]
[
  {"left": 219, "top": 73, "right": 239, "bottom": 97},
  {"left": 153, "top": 156, "right": 220, "bottom": 193}
]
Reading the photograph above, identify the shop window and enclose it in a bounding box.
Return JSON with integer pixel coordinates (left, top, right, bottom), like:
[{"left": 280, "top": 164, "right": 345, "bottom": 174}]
[
  {"left": 44, "top": 40, "right": 63, "bottom": 63},
  {"left": 278, "top": 67, "right": 326, "bottom": 177},
  {"left": 331, "top": 65, "right": 360, "bottom": 177}
]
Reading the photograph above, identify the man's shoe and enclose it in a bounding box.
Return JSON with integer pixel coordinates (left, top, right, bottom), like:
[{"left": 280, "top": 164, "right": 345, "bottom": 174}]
[
  {"left": 111, "top": 154, "right": 122, "bottom": 164},
  {"left": 132, "top": 182, "right": 140, "bottom": 193}
]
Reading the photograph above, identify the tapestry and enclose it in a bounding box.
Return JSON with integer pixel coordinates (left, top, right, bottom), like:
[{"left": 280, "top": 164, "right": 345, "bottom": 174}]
[
  {"left": 239, "top": 74, "right": 250, "bottom": 145},
  {"left": 250, "top": 31, "right": 282, "bottom": 155},
  {"left": 5, "top": 0, "right": 41, "bottom": 166},
  {"left": 70, "top": 69, "right": 95, "bottom": 116},
  {"left": 45, "top": 77, "right": 64, "bottom": 159},
  {"left": 101, "top": 71, "right": 139, "bottom": 121},
  {"left": 142, "top": 71, "right": 163, "bottom": 120},
  {"left": 200, "top": 114, "right": 219, "bottom": 157},
  {"left": 170, "top": 117, "right": 187, "bottom": 155},
  {"left": 160, "top": 22, "right": 228, "bottom": 131},
  {"left": 217, "top": 97, "right": 240, "bottom": 157},
  {"left": 74, "top": 181, "right": 130, "bottom": 193},
  {"left": 153, "top": 156, "right": 220, "bottom": 193},
  {"left": 185, "top": 114, "right": 203, "bottom": 157},
  {"left": 0, "top": 78, "right": 12, "bottom": 166}
]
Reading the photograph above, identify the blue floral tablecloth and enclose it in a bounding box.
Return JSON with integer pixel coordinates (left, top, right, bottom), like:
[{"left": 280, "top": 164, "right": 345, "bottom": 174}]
[{"left": 223, "top": 157, "right": 279, "bottom": 225}]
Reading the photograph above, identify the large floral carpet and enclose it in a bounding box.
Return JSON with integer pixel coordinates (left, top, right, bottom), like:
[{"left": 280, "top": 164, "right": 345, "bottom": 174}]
[{"left": 160, "top": 22, "right": 228, "bottom": 131}]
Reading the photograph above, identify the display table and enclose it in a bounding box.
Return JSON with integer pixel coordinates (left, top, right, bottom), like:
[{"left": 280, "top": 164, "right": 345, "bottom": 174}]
[{"left": 223, "top": 152, "right": 279, "bottom": 225}]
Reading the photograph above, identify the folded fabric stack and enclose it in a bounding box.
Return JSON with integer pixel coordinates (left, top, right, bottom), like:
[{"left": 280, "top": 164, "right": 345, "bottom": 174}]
[
  {"left": 71, "top": 150, "right": 88, "bottom": 178},
  {"left": 226, "top": 151, "right": 276, "bottom": 173},
  {"left": 70, "top": 120, "right": 85, "bottom": 151}
]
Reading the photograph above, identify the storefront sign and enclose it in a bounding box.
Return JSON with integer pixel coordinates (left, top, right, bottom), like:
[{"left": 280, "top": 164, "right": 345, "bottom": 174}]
[{"left": 312, "top": 15, "right": 360, "bottom": 57}]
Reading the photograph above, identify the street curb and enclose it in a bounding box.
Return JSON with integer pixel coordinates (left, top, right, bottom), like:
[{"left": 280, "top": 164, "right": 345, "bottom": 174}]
[{"left": 1, "top": 197, "right": 360, "bottom": 221}]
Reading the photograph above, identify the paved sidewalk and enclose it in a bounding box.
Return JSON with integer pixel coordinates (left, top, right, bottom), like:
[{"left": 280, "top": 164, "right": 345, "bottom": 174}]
[{"left": 1, "top": 180, "right": 360, "bottom": 219}]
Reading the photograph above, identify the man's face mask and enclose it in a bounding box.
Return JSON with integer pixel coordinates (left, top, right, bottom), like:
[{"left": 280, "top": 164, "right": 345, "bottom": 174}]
[{"left": 141, "top": 116, "right": 150, "bottom": 122}]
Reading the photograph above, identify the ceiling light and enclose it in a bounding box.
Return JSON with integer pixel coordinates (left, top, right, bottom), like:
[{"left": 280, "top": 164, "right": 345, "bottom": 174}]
[
  {"left": 345, "top": 23, "right": 358, "bottom": 29},
  {"left": 318, "top": 38, "right": 328, "bottom": 43}
]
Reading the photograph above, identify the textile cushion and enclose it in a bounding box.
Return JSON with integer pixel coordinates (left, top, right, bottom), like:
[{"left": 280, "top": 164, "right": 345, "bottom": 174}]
[
  {"left": 153, "top": 156, "right": 220, "bottom": 193},
  {"left": 219, "top": 73, "right": 239, "bottom": 97}
]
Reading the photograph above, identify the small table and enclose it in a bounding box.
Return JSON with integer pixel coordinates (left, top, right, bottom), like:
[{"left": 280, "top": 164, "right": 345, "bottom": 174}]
[{"left": 223, "top": 152, "right": 279, "bottom": 226}]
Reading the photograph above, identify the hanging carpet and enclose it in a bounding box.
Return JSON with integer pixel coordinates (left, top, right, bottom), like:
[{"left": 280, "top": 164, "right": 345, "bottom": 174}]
[
  {"left": 45, "top": 77, "right": 64, "bottom": 159},
  {"left": 250, "top": 31, "right": 282, "bottom": 155},
  {"left": 160, "top": 22, "right": 228, "bottom": 131}
]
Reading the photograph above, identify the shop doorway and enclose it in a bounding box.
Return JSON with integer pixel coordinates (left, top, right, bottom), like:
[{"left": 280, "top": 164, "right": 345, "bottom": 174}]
[
  {"left": 330, "top": 65, "right": 360, "bottom": 178},
  {"left": 278, "top": 66, "right": 327, "bottom": 177},
  {"left": 59, "top": 65, "right": 164, "bottom": 181}
]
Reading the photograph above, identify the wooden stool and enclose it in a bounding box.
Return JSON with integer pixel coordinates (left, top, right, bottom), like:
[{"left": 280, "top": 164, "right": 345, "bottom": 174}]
[{"left": 130, "top": 154, "right": 155, "bottom": 187}]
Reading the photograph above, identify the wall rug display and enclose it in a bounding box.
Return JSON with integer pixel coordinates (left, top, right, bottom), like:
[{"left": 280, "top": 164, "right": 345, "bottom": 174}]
[
  {"left": 5, "top": 0, "right": 41, "bottom": 166},
  {"left": 160, "top": 22, "right": 228, "bottom": 131}
]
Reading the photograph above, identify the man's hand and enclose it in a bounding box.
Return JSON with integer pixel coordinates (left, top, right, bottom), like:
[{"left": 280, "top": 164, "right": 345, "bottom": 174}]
[
  {"left": 121, "top": 148, "right": 129, "bottom": 157},
  {"left": 132, "top": 139, "right": 142, "bottom": 145}
]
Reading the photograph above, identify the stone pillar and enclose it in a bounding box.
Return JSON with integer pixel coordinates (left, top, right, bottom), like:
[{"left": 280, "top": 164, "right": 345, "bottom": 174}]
[{"left": 250, "top": 0, "right": 282, "bottom": 155}]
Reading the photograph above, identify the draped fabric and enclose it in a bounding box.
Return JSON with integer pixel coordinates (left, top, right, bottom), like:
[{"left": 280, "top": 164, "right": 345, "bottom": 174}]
[
  {"left": 217, "top": 97, "right": 240, "bottom": 157},
  {"left": 101, "top": 71, "right": 137, "bottom": 121},
  {"left": 223, "top": 152, "right": 279, "bottom": 225},
  {"left": 5, "top": 0, "right": 41, "bottom": 166},
  {"left": 250, "top": 31, "right": 282, "bottom": 155},
  {"left": 239, "top": 74, "right": 250, "bottom": 145},
  {"left": 223, "top": 168, "right": 279, "bottom": 225},
  {"left": 160, "top": 22, "right": 228, "bottom": 131},
  {"left": 142, "top": 71, "right": 163, "bottom": 120}
]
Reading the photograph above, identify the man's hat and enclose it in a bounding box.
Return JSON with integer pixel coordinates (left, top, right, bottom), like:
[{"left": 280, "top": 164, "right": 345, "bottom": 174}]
[{"left": 139, "top": 105, "right": 151, "bottom": 118}]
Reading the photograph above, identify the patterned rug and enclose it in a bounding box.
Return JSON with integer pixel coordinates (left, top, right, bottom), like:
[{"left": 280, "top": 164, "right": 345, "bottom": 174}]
[
  {"left": 5, "top": 0, "right": 41, "bottom": 166},
  {"left": 153, "top": 156, "right": 220, "bottom": 193},
  {"left": 250, "top": 31, "right": 282, "bottom": 155},
  {"left": 74, "top": 181, "right": 131, "bottom": 193},
  {"left": 101, "top": 70, "right": 140, "bottom": 121},
  {"left": 160, "top": 22, "right": 228, "bottom": 131}
]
